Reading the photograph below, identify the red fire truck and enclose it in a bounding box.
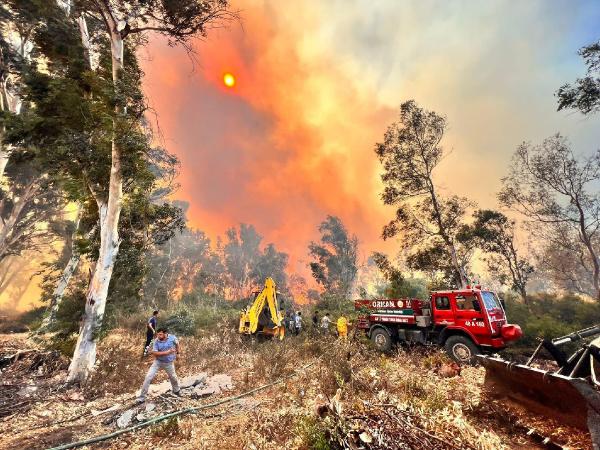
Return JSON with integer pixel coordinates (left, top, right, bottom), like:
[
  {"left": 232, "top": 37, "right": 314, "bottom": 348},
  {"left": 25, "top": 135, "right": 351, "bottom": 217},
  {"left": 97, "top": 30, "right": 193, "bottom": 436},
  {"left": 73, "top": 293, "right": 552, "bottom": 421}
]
[{"left": 355, "top": 286, "right": 522, "bottom": 364}]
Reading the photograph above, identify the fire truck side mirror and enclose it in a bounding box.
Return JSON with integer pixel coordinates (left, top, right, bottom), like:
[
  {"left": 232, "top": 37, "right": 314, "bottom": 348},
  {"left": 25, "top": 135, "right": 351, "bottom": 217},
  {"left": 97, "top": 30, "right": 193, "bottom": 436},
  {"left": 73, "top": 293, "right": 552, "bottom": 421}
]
[{"left": 499, "top": 297, "right": 506, "bottom": 311}]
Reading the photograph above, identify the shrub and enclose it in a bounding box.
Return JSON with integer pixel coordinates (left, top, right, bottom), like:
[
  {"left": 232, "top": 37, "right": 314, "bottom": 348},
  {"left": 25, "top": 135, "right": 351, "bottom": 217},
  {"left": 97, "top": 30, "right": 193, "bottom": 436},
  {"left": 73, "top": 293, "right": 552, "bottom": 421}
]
[
  {"left": 295, "top": 416, "right": 331, "bottom": 450},
  {"left": 51, "top": 291, "right": 86, "bottom": 335},
  {"left": 46, "top": 334, "right": 78, "bottom": 358},
  {"left": 163, "top": 309, "right": 196, "bottom": 336},
  {"left": 1, "top": 307, "right": 46, "bottom": 333},
  {"left": 505, "top": 293, "right": 600, "bottom": 353}
]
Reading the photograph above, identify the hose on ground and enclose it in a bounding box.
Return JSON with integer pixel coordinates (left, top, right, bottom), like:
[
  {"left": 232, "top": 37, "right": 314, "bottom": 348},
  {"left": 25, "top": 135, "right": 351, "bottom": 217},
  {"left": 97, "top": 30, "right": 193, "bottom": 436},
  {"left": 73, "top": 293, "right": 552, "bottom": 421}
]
[{"left": 47, "top": 360, "right": 317, "bottom": 450}]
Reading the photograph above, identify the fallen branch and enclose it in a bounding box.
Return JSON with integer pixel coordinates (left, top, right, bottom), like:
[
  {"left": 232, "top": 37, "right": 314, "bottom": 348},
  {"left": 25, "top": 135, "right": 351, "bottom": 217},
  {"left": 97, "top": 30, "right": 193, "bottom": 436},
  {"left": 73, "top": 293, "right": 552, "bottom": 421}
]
[
  {"left": 46, "top": 360, "right": 317, "bottom": 450},
  {"left": 380, "top": 407, "right": 463, "bottom": 450},
  {"left": 0, "top": 350, "right": 35, "bottom": 369}
]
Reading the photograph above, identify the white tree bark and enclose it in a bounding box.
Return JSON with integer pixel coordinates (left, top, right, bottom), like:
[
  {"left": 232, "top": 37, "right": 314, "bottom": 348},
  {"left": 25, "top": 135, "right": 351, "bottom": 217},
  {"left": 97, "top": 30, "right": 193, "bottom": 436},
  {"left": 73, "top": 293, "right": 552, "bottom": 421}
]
[
  {"left": 40, "top": 211, "right": 100, "bottom": 330},
  {"left": 0, "top": 177, "right": 41, "bottom": 259},
  {"left": 67, "top": 7, "right": 124, "bottom": 383},
  {"left": 0, "top": 30, "right": 31, "bottom": 180},
  {"left": 77, "top": 15, "right": 95, "bottom": 71},
  {"left": 43, "top": 252, "right": 80, "bottom": 327}
]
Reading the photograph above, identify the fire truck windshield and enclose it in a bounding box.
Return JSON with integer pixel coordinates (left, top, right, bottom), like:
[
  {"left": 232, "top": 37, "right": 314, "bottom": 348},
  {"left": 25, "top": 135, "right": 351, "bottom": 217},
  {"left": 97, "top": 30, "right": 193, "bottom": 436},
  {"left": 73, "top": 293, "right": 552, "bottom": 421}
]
[{"left": 481, "top": 291, "right": 500, "bottom": 310}]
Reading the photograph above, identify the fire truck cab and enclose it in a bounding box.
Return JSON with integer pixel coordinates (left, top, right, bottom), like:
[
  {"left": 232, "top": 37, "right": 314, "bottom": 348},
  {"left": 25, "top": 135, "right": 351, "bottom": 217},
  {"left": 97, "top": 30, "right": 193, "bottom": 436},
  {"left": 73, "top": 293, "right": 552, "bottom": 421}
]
[{"left": 355, "top": 286, "right": 522, "bottom": 364}]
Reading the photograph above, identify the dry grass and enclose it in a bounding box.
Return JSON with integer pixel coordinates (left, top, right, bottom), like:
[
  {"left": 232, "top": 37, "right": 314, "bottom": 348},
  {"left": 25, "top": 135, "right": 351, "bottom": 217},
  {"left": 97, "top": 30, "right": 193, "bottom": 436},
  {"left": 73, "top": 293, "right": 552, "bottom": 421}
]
[{"left": 1, "top": 328, "right": 592, "bottom": 450}]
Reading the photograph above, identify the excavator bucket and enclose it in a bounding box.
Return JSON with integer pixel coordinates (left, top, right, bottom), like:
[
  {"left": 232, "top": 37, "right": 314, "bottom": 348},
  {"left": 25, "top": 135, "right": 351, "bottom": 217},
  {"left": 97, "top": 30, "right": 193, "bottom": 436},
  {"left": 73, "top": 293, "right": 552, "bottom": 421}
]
[
  {"left": 478, "top": 355, "right": 597, "bottom": 430},
  {"left": 478, "top": 330, "right": 600, "bottom": 447}
]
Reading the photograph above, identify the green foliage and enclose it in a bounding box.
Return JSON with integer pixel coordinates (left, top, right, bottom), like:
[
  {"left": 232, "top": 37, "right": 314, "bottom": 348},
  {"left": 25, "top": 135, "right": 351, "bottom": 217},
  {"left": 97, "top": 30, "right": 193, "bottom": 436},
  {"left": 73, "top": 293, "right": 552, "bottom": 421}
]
[
  {"left": 159, "top": 302, "right": 239, "bottom": 336},
  {"left": 296, "top": 416, "right": 331, "bottom": 450},
  {"left": 309, "top": 216, "right": 358, "bottom": 297},
  {"left": 51, "top": 290, "right": 86, "bottom": 335},
  {"left": 371, "top": 252, "right": 428, "bottom": 299},
  {"left": 459, "top": 209, "right": 533, "bottom": 299},
  {"left": 163, "top": 309, "right": 197, "bottom": 336},
  {"left": 556, "top": 39, "right": 600, "bottom": 115},
  {"left": 375, "top": 100, "right": 472, "bottom": 288},
  {"left": 224, "top": 223, "right": 289, "bottom": 296},
  {"left": 251, "top": 243, "right": 289, "bottom": 291},
  {"left": 45, "top": 334, "right": 78, "bottom": 358},
  {"left": 314, "top": 293, "right": 355, "bottom": 316},
  {"left": 505, "top": 293, "right": 600, "bottom": 351}
]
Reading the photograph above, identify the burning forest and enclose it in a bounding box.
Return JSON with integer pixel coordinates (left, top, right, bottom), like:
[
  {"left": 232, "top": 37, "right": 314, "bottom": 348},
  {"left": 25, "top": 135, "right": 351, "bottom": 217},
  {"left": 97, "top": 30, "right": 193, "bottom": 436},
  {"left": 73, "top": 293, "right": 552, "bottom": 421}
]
[{"left": 1, "top": 1, "right": 600, "bottom": 449}]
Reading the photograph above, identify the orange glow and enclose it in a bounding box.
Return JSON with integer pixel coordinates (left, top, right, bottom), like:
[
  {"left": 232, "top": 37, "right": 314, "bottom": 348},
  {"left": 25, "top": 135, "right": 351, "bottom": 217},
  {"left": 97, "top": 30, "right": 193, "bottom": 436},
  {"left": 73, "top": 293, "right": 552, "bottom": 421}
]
[
  {"left": 223, "top": 72, "right": 236, "bottom": 87},
  {"left": 141, "top": 2, "right": 398, "bottom": 285}
]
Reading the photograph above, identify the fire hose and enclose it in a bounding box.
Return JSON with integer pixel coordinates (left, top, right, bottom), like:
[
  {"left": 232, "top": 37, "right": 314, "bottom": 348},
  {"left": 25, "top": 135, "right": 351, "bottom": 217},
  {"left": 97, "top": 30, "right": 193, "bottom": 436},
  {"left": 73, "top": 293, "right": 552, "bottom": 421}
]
[{"left": 46, "top": 360, "right": 317, "bottom": 450}]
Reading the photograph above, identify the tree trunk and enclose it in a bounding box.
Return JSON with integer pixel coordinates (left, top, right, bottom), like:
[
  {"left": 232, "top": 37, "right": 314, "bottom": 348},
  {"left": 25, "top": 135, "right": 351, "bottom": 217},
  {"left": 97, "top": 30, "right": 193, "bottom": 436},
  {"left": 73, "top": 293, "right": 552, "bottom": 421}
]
[
  {"left": 426, "top": 180, "right": 468, "bottom": 289},
  {"left": 0, "top": 177, "right": 40, "bottom": 260},
  {"left": 574, "top": 200, "right": 600, "bottom": 301},
  {"left": 42, "top": 251, "right": 80, "bottom": 329},
  {"left": 0, "top": 32, "right": 29, "bottom": 181},
  {"left": 67, "top": 201, "right": 121, "bottom": 383},
  {"left": 77, "top": 15, "right": 94, "bottom": 70},
  {"left": 67, "top": 13, "right": 124, "bottom": 383},
  {"left": 40, "top": 213, "right": 99, "bottom": 330}
]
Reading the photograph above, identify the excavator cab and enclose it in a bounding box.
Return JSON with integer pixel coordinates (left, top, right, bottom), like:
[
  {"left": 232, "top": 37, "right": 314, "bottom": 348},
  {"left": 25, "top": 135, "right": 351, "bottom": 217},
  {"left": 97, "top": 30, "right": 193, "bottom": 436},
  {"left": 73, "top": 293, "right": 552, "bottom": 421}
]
[{"left": 239, "top": 277, "right": 285, "bottom": 340}]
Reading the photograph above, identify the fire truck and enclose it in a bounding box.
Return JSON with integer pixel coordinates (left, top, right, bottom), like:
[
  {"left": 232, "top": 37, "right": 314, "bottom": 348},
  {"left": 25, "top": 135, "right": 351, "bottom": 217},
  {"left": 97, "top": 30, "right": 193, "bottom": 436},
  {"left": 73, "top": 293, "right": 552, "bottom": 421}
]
[{"left": 355, "top": 286, "right": 522, "bottom": 364}]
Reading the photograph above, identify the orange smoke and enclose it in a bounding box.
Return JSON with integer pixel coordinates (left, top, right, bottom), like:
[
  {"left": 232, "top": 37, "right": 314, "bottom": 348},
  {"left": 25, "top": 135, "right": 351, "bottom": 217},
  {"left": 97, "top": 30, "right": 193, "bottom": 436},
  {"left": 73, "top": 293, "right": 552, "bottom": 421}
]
[{"left": 141, "top": 1, "right": 397, "bottom": 278}]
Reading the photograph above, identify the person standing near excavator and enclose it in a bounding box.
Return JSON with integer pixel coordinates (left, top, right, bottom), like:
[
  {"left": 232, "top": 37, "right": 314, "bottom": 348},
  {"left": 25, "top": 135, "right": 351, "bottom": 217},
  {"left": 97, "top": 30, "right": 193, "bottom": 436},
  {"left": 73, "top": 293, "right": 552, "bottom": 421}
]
[
  {"left": 137, "top": 327, "right": 181, "bottom": 403},
  {"left": 320, "top": 312, "right": 332, "bottom": 334},
  {"left": 294, "top": 311, "right": 303, "bottom": 335},
  {"left": 337, "top": 314, "right": 351, "bottom": 340},
  {"left": 143, "top": 310, "right": 159, "bottom": 357},
  {"left": 312, "top": 310, "right": 320, "bottom": 332}
]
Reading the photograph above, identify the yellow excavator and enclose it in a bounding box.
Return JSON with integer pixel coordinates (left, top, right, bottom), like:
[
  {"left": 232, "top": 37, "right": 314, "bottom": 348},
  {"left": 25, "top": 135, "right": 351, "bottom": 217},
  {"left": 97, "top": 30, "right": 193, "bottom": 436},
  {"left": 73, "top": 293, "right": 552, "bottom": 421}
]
[{"left": 238, "top": 277, "right": 285, "bottom": 340}]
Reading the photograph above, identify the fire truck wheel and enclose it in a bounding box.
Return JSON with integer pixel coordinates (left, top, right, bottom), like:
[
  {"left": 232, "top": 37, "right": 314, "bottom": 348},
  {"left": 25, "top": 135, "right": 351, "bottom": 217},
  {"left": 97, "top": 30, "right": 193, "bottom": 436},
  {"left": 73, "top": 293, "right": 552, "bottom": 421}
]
[
  {"left": 370, "top": 328, "right": 392, "bottom": 352},
  {"left": 444, "top": 335, "right": 480, "bottom": 365}
]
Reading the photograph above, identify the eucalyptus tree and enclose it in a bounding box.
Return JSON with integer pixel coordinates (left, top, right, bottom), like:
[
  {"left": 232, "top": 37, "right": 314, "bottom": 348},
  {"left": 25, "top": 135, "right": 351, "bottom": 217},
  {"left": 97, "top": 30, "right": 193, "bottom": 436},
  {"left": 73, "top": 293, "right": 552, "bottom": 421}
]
[
  {"left": 375, "top": 100, "right": 471, "bottom": 288},
  {"left": 459, "top": 210, "right": 533, "bottom": 301},
  {"left": 557, "top": 39, "right": 600, "bottom": 115},
  {"left": 58, "top": 0, "right": 235, "bottom": 382},
  {"left": 2, "top": 0, "right": 234, "bottom": 382},
  {"left": 0, "top": 0, "right": 37, "bottom": 178},
  {"left": 308, "top": 215, "right": 358, "bottom": 298},
  {"left": 499, "top": 135, "right": 600, "bottom": 300}
]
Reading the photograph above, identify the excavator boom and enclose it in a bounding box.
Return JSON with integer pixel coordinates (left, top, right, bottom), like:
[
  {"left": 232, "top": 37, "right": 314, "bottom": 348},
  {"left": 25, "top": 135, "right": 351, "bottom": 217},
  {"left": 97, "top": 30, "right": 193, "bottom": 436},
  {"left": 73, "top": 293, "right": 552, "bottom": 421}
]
[{"left": 239, "top": 277, "right": 285, "bottom": 340}]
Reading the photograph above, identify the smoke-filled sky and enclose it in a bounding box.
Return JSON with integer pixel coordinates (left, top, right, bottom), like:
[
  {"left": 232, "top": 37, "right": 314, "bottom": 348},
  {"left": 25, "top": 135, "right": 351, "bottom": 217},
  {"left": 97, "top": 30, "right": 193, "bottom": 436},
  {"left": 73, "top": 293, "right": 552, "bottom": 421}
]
[{"left": 141, "top": 0, "right": 600, "bottom": 273}]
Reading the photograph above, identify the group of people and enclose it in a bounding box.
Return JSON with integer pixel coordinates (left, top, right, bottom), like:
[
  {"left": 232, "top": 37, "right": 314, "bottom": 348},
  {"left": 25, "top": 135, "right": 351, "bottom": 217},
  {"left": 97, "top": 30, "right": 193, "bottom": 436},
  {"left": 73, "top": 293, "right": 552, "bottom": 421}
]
[
  {"left": 311, "top": 310, "right": 351, "bottom": 339},
  {"left": 284, "top": 311, "right": 303, "bottom": 335},
  {"left": 283, "top": 310, "right": 351, "bottom": 338},
  {"left": 138, "top": 307, "right": 353, "bottom": 403}
]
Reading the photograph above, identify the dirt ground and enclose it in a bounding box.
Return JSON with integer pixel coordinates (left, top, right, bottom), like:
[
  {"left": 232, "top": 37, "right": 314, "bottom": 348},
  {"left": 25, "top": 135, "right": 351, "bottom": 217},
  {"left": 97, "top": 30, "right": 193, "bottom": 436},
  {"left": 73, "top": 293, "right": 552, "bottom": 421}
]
[{"left": 0, "top": 330, "right": 593, "bottom": 450}]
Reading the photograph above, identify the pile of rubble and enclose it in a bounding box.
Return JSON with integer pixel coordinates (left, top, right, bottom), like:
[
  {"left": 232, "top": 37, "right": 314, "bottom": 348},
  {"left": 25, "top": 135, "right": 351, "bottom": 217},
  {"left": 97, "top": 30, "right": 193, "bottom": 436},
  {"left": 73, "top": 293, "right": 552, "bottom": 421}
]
[{"left": 111, "top": 372, "right": 233, "bottom": 429}]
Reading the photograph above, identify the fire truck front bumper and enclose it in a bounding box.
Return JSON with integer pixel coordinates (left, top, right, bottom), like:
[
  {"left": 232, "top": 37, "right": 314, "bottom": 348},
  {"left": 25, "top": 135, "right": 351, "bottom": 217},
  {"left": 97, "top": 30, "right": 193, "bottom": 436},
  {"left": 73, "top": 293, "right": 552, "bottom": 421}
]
[{"left": 480, "top": 337, "right": 508, "bottom": 350}]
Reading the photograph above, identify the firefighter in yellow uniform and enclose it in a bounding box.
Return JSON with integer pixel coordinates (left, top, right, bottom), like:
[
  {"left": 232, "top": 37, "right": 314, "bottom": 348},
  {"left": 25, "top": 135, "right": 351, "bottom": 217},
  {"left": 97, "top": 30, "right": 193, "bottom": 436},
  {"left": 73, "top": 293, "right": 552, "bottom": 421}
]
[{"left": 337, "top": 315, "right": 350, "bottom": 340}]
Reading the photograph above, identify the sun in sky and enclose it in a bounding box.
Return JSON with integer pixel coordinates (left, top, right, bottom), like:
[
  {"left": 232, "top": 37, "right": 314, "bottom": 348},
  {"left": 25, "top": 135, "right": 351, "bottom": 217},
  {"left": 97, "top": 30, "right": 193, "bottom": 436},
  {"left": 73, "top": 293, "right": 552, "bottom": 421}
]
[{"left": 223, "top": 72, "right": 236, "bottom": 87}]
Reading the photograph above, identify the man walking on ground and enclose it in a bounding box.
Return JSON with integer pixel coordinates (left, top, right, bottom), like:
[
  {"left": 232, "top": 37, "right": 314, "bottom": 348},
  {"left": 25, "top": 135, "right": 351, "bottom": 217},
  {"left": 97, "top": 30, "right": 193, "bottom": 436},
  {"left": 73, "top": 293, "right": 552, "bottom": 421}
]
[
  {"left": 143, "top": 310, "right": 159, "bottom": 357},
  {"left": 320, "top": 312, "right": 332, "bottom": 334},
  {"left": 312, "top": 310, "right": 320, "bottom": 331},
  {"left": 294, "top": 311, "right": 303, "bottom": 335},
  {"left": 337, "top": 314, "right": 351, "bottom": 340},
  {"left": 287, "top": 311, "right": 296, "bottom": 335},
  {"left": 137, "top": 328, "right": 181, "bottom": 402}
]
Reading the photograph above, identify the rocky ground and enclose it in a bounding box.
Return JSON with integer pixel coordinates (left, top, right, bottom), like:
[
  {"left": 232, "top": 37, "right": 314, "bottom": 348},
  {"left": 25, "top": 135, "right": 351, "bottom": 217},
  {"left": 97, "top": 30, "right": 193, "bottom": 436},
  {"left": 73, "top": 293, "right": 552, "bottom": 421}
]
[{"left": 0, "top": 328, "right": 592, "bottom": 450}]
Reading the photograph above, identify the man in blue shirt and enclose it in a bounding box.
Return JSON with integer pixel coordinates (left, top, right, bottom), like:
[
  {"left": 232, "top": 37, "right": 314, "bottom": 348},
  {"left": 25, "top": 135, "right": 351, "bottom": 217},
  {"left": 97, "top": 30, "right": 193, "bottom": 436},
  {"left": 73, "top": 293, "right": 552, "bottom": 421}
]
[
  {"left": 137, "top": 327, "right": 181, "bottom": 402},
  {"left": 143, "top": 310, "right": 159, "bottom": 357}
]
